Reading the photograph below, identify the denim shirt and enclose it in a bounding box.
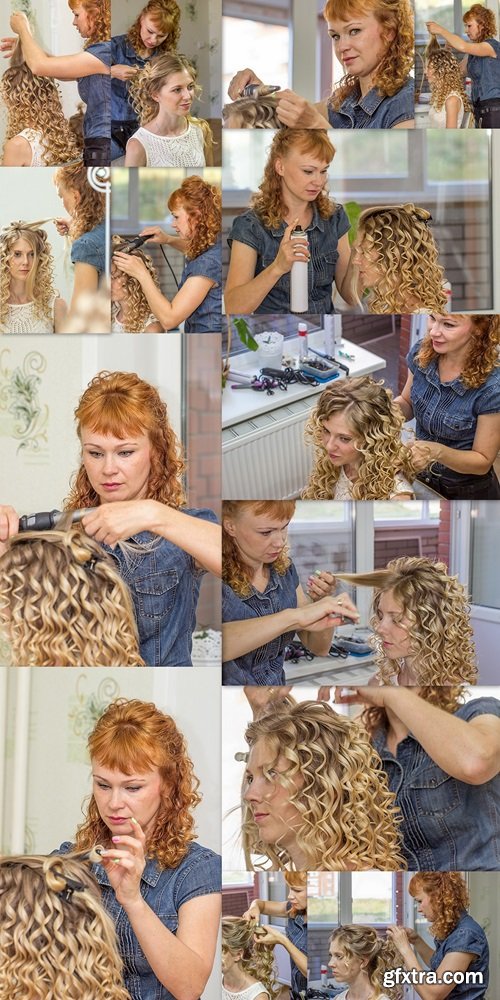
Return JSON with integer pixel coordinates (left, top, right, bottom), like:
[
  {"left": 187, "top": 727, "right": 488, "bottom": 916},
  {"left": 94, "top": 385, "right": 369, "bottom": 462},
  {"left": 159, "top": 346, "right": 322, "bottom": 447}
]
[
  {"left": 71, "top": 220, "right": 106, "bottom": 277},
  {"left": 182, "top": 240, "right": 222, "bottom": 333},
  {"left": 327, "top": 77, "right": 414, "bottom": 128},
  {"left": 105, "top": 508, "right": 218, "bottom": 666},
  {"left": 286, "top": 908, "right": 307, "bottom": 997},
  {"left": 222, "top": 562, "right": 299, "bottom": 685},
  {"left": 372, "top": 697, "right": 500, "bottom": 870},
  {"left": 56, "top": 840, "right": 221, "bottom": 1000},
  {"left": 79, "top": 41, "right": 111, "bottom": 138},
  {"left": 407, "top": 341, "right": 500, "bottom": 475},
  {"left": 228, "top": 204, "right": 350, "bottom": 314},
  {"left": 430, "top": 913, "right": 488, "bottom": 999},
  {"left": 111, "top": 34, "right": 155, "bottom": 122},
  {"left": 468, "top": 39, "right": 500, "bottom": 103}
]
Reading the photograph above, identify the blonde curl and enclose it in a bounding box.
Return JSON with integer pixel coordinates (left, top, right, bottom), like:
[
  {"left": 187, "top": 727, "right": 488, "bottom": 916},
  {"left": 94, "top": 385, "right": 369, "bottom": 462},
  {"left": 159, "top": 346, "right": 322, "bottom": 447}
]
[
  {"left": 111, "top": 236, "right": 161, "bottom": 333},
  {"left": 425, "top": 45, "right": 472, "bottom": 116},
  {"left": 330, "top": 925, "right": 404, "bottom": 1000},
  {"left": 129, "top": 52, "right": 213, "bottom": 154},
  {"left": 222, "top": 917, "right": 280, "bottom": 999},
  {"left": 222, "top": 96, "right": 282, "bottom": 129},
  {"left": 0, "top": 222, "right": 57, "bottom": 327}
]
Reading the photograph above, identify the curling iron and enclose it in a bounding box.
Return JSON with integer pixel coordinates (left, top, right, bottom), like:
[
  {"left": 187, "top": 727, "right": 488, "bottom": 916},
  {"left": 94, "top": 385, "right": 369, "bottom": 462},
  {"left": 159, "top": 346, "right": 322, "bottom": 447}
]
[
  {"left": 117, "top": 234, "right": 151, "bottom": 254},
  {"left": 18, "top": 508, "right": 97, "bottom": 532},
  {"left": 242, "top": 84, "right": 280, "bottom": 98}
]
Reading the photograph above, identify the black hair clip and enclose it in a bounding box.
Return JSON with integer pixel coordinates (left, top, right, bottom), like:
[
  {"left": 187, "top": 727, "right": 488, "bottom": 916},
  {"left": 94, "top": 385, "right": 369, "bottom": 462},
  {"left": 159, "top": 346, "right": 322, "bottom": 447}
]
[{"left": 57, "top": 876, "right": 86, "bottom": 902}]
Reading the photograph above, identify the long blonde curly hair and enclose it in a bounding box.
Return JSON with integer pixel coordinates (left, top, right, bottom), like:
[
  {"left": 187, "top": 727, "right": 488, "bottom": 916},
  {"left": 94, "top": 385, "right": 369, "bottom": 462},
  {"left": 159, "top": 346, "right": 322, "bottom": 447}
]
[
  {"left": 330, "top": 925, "right": 404, "bottom": 1000},
  {"left": 222, "top": 917, "right": 280, "bottom": 999},
  {"left": 336, "top": 557, "right": 477, "bottom": 685},
  {"left": 0, "top": 42, "right": 82, "bottom": 165},
  {"left": 302, "top": 376, "right": 416, "bottom": 499},
  {"left": 361, "top": 685, "right": 465, "bottom": 739},
  {"left": 417, "top": 314, "right": 500, "bottom": 389},
  {"left": 463, "top": 3, "right": 497, "bottom": 41},
  {"left": 425, "top": 41, "right": 472, "bottom": 116},
  {"left": 75, "top": 699, "right": 202, "bottom": 869},
  {"left": 352, "top": 204, "right": 447, "bottom": 314},
  {"left": 129, "top": 52, "right": 213, "bottom": 150},
  {"left": 167, "top": 175, "right": 221, "bottom": 258},
  {"left": 67, "top": 0, "right": 111, "bottom": 45},
  {"left": 408, "top": 872, "right": 470, "bottom": 941},
  {"left": 65, "top": 370, "right": 186, "bottom": 510},
  {"left": 0, "top": 221, "right": 57, "bottom": 326},
  {"left": 222, "top": 96, "right": 282, "bottom": 129},
  {"left": 222, "top": 500, "right": 296, "bottom": 597},
  {"left": 0, "top": 852, "right": 131, "bottom": 1000},
  {"left": 111, "top": 236, "right": 160, "bottom": 333},
  {"left": 251, "top": 129, "right": 336, "bottom": 230},
  {"left": 324, "top": 0, "right": 414, "bottom": 108},
  {"left": 53, "top": 163, "right": 105, "bottom": 242},
  {"left": 241, "top": 698, "right": 405, "bottom": 871},
  {"left": 127, "top": 0, "right": 181, "bottom": 56},
  {"left": 0, "top": 526, "right": 144, "bottom": 666}
]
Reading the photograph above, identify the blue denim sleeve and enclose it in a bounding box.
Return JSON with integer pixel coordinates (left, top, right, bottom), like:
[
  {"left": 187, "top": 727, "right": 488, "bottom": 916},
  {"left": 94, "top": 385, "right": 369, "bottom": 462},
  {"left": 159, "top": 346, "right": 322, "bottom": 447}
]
[
  {"left": 335, "top": 204, "right": 350, "bottom": 242},
  {"left": 441, "top": 923, "right": 485, "bottom": 958},
  {"left": 185, "top": 244, "right": 221, "bottom": 285},
  {"left": 477, "top": 370, "right": 500, "bottom": 414},
  {"left": 172, "top": 846, "right": 221, "bottom": 911},
  {"left": 228, "top": 211, "right": 264, "bottom": 253},
  {"left": 406, "top": 341, "right": 421, "bottom": 372},
  {"left": 456, "top": 697, "right": 500, "bottom": 722},
  {"left": 291, "top": 561, "right": 299, "bottom": 590},
  {"left": 71, "top": 224, "right": 105, "bottom": 272},
  {"left": 88, "top": 41, "right": 111, "bottom": 68}
]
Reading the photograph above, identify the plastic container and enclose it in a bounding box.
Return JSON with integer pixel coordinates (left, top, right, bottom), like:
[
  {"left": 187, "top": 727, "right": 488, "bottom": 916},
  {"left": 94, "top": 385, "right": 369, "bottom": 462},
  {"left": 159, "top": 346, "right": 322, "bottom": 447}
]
[
  {"left": 320, "top": 964, "right": 328, "bottom": 987},
  {"left": 254, "top": 331, "right": 284, "bottom": 369},
  {"left": 290, "top": 225, "right": 309, "bottom": 313},
  {"left": 297, "top": 321, "right": 309, "bottom": 361}
]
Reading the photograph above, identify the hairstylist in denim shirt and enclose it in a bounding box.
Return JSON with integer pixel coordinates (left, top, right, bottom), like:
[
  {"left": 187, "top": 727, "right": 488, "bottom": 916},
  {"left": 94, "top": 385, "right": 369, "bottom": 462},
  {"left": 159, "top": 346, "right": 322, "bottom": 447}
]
[
  {"left": 427, "top": 8, "right": 500, "bottom": 128},
  {"left": 55, "top": 699, "right": 221, "bottom": 1000},
  {"left": 8, "top": 5, "right": 111, "bottom": 166},
  {"left": 222, "top": 501, "right": 359, "bottom": 686},
  {"left": 243, "top": 876, "right": 307, "bottom": 1000},
  {"left": 343, "top": 687, "right": 500, "bottom": 870},
  {"left": 226, "top": 0, "right": 414, "bottom": 130},
  {"left": 111, "top": 2, "right": 181, "bottom": 159},
  {"left": 395, "top": 315, "right": 500, "bottom": 499},
  {"left": 225, "top": 130, "right": 355, "bottom": 316}
]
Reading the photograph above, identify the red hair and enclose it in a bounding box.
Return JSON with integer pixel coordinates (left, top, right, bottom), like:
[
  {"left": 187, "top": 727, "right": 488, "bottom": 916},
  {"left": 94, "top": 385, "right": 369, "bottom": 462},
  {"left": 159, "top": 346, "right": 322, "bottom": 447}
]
[
  {"left": 408, "top": 872, "right": 469, "bottom": 940},
  {"left": 67, "top": 0, "right": 110, "bottom": 44},
  {"left": 168, "top": 176, "right": 221, "bottom": 259},
  {"left": 463, "top": 4, "right": 497, "bottom": 40}
]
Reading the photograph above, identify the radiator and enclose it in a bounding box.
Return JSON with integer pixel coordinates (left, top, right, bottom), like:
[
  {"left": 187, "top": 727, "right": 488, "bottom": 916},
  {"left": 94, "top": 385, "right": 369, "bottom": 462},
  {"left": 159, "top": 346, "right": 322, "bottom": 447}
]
[{"left": 222, "top": 397, "right": 315, "bottom": 498}]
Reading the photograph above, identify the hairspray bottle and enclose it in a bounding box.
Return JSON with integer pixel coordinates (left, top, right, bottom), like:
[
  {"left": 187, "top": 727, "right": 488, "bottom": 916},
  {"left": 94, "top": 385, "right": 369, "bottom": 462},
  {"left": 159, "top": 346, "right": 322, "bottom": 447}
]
[{"left": 290, "top": 225, "right": 308, "bottom": 313}]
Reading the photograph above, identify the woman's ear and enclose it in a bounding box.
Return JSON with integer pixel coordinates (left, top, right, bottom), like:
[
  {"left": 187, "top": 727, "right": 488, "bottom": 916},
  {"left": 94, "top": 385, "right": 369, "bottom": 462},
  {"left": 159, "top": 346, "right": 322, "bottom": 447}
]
[
  {"left": 223, "top": 518, "right": 237, "bottom": 538},
  {"left": 274, "top": 156, "right": 284, "bottom": 178}
]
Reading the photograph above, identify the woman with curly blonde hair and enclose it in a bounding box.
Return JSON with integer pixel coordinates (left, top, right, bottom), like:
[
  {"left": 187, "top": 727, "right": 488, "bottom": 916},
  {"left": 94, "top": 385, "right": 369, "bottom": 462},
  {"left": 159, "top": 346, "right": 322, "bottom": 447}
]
[
  {"left": 243, "top": 872, "right": 307, "bottom": 997},
  {"left": 222, "top": 917, "right": 279, "bottom": 1000},
  {"left": 222, "top": 95, "right": 282, "bottom": 129},
  {"left": 114, "top": 175, "right": 221, "bottom": 332},
  {"left": 0, "top": 221, "right": 67, "bottom": 333},
  {"left": 351, "top": 204, "right": 448, "bottom": 314},
  {"left": 329, "top": 925, "right": 403, "bottom": 1000},
  {"left": 227, "top": 0, "right": 414, "bottom": 129},
  {"left": 54, "top": 698, "right": 221, "bottom": 1000},
  {"left": 111, "top": 236, "right": 162, "bottom": 332},
  {"left": 6, "top": 2, "right": 110, "bottom": 165},
  {"left": 125, "top": 53, "right": 213, "bottom": 166},
  {"left": 225, "top": 129, "right": 355, "bottom": 315},
  {"left": 240, "top": 697, "right": 404, "bottom": 870},
  {"left": 427, "top": 5, "right": 500, "bottom": 128},
  {"left": 334, "top": 684, "right": 500, "bottom": 870},
  {"left": 387, "top": 873, "right": 489, "bottom": 999},
  {"left": 0, "top": 524, "right": 144, "bottom": 666},
  {"left": 53, "top": 162, "right": 107, "bottom": 324},
  {"left": 0, "top": 853, "right": 132, "bottom": 1000},
  {"left": 395, "top": 313, "right": 500, "bottom": 498},
  {"left": 222, "top": 500, "right": 359, "bottom": 685},
  {"left": 302, "top": 375, "right": 416, "bottom": 500},
  {"left": 111, "top": 0, "right": 180, "bottom": 159},
  {"left": 424, "top": 39, "right": 473, "bottom": 128},
  {"left": 0, "top": 370, "right": 221, "bottom": 665},
  {"left": 0, "top": 41, "right": 82, "bottom": 166}
]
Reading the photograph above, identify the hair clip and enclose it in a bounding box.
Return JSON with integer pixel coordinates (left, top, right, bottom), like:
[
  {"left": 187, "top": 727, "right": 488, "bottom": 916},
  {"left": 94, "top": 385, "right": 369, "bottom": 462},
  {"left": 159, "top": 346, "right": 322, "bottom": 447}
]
[
  {"left": 57, "top": 876, "right": 86, "bottom": 902},
  {"left": 234, "top": 751, "right": 248, "bottom": 763}
]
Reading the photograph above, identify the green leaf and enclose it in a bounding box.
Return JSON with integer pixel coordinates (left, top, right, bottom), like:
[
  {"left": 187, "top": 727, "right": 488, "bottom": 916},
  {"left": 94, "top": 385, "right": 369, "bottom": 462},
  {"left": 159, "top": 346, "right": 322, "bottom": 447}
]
[{"left": 233, "top": 317, "right": 259, "bottom": 352}]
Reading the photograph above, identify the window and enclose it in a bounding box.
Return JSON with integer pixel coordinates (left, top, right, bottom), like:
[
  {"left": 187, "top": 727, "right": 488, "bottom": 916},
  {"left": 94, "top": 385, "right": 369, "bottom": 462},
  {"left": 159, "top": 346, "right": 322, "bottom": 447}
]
[
  {"left": 470, "top": 502, "right": 500, "bottom": 610},
  {"left": 222, "top": 12, "right": 290, "bottom": 100}
]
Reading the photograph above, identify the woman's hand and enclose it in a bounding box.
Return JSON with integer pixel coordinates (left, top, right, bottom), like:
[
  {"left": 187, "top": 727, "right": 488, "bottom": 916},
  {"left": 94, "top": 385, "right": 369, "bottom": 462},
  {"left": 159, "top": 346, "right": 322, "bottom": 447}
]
[
  {"left": 409, "top": 440, "right": 437, "bottom": 472},
  {"left": 54, "top": 218, "right": 71, "bottom": 236},
  {"left": 307, "top": 570, "right": 336, "bottom": 601},
  {"left": 386, "top": 925, "right": 413, "bottom": 958},
  {"left": 296, "top": 593, "right": 359, "bottom": 632},
  {"left": 242, "top": 899, "right": 262, "bottom": 922},
  {"left": 10, "top": 12, "right": 31, "bottom": 35},
  {"left": 0, "top": 504, "right": 20, "bottom": 543},
  {"left": 254, "top": 926, "right": 286, "bottom": 947},
  {"left": 111, "top": 63, "right": 140, "bottom": 81},
  {"left": 82, "top": 500, "right": 160, "bottom": 546},
  {"left": 334, "top": 684, "right": 388, "bottom": 707},
  {"left": 426, "top": 20, "right": 444, "bottom": 35},
  {"left": 244, "top": 685, "right": 292, "bottom": 718},
  {"left": 99, "top": 817, "right": 146, "bottom": 907},
  {"left": 113, "top": 251, "right": 150, "bottom": 282},
  {"left": 276, "top": 90, "right": 329, "bottom": 128},
  {"left": 274, "top": 220, "right": 310, "bottom": 276},
  {"left": 228, "top": 67, "right": 262, "bottom": 100},
  {"left": 0, "top": 36, "right": 18, "bottom": 58},
  {"left": 139, "top": 225, "right": 169, "bottom": 244}
]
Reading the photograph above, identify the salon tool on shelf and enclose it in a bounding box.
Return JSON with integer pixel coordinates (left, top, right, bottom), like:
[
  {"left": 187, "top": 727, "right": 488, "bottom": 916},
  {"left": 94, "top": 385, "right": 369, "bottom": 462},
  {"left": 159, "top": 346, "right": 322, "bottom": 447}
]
[
  {"left": 18, "top": 508, "right": 97, "bottom": 532},
  {"left": 308, "top": 346, "right": 350, "bottom": 375},
  {"left": 299, "top": 358, "right": 340, "bottom": 382},
  {"left": 260, "top": 366, "right": 319, "bottom": 387},
  {"left": 242, "top": 84, "right": 280, "bottom": 97},
  {"left": 331, "top": 636, "right": 372, "bottom": 656}
]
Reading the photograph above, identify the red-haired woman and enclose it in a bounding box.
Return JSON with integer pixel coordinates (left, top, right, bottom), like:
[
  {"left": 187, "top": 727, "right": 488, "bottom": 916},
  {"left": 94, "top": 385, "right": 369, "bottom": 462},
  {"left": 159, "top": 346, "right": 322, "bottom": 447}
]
[
  {"left": 388, "top": 872, "right": 489, "bottom": 999},
  {"left": 55, "top": 698, "right": 221, "bottom": 1000},
  {"left": 5, "top": 2, "right": 110, "bottom": 165},
  {"left": 427, "top": 5, "right": 500, "bottom": 128},
  {"left": 114, "top": 175, "right": 221, "bottom": 332},
  {"left": 0, "top": 371, "right": 221, "bottom": 666}
]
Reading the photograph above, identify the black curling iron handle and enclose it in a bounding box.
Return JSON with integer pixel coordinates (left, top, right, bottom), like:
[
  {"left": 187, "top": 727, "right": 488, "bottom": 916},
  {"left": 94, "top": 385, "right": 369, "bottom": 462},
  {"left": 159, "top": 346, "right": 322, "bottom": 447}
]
[{"left": 18, "top": 508, "right": 97, "bottom": 532}]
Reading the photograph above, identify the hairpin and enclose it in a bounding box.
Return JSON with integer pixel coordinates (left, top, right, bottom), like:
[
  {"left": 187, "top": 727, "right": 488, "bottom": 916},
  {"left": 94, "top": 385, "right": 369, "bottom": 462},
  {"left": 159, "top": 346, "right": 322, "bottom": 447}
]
[{"left": 57, "top": 876, "right": 86, "bottom": 902}]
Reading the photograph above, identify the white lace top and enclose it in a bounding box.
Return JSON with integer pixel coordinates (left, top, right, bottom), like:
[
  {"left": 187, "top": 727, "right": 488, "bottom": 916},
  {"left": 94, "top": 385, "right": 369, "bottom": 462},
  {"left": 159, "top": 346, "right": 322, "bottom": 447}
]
[
  {"left": 111, "top": 312, "right": 159, "bottom": 333},
  {"left": 0, "top": 294, "right": 58, "bottom": 334},
  {"left": 18, "top": 128, "right": 46, "bottom": 166},
  {"left": 222, "top": 982, "right": 270, "bottom": 1000},
  {"left": 331, "top": 466, "right": 414, "bottom": 500},
  {"left": 129, "top": 121, "right": 206, "bottom": 167},
  {"left": 428, "top": 93, "right": 464, "bottom": 128}
]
